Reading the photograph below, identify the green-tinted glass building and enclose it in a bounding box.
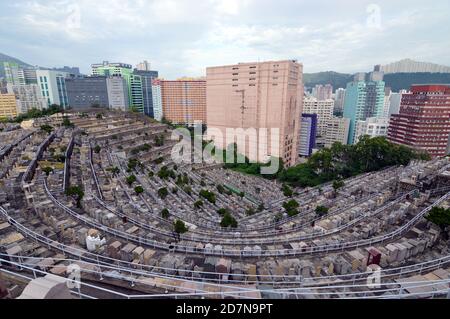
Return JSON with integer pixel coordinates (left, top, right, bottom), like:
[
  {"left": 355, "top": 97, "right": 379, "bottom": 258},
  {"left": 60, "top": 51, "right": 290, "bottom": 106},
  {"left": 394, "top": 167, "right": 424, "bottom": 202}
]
[
  {"left": 91, "top": 62, "right": 143, "bottom": 112},
  {"left": 343, "top": 72, "right": 385, "bottom": 144}
]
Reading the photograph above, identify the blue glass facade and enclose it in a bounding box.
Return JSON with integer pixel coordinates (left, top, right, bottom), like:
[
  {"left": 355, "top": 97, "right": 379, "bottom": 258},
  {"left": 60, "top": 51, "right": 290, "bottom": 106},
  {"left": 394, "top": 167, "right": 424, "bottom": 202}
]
[
  {"left": 299, "top": 113, "right": 317, "bottom": 157},
  {"left": 134, "top": 70, "right": 158, "bottom": 117}
]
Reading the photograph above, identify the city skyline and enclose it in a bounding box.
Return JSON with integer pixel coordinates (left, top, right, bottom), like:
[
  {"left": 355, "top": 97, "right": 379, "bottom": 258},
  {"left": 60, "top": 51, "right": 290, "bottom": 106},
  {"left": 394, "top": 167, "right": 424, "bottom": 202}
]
[{"left": 0, "top": 0, "right": 449, "bottom": 79}]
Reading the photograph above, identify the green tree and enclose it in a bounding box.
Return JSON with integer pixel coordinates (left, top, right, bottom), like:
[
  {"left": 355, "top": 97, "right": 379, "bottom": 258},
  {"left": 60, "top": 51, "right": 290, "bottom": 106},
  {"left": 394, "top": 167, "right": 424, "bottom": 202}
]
[
  {"left": 194, "top": 200, "right": 204, "bottom": 209},
  {"left": 332, "top": 179, "right": 345, "bottom": 197},
  {"left": 282, "top": 184, "right": 294, "bottom": 197},
  {"left": 315, "top": 206, "right": 329, "bottom": 217},
  {"left": 217, "top": 208, "right": 229, "bottom": 216},
  {"left": 42, "top": 166, "right": 53, "bottom": 176},
  {"left": 220, "top": 212, "right": 238, "bottom": 228},
  {"left": 174, "top": 220, "right": 188, "bottom": 234},
  {"left": 126, "top": 174, "right": 137, "bottom": 186},
  {"left": 161, "top": 208, "right": 170, "bottom": 219},
  {"left": 134, "top": 186, "right": 144, "bottom": 195},
  {"left": 94, "top": 145, "right": 101, "bottom": 153},
  {"left": 158, "top": 187, "right": 169, "bottom": 199},
  {"left": 62, "top": 116, "right": 74, "bottom": 128},
  {"left": 283, "top": 199, "right": 299, "bottom": 216},
  {"left": 40, "top": 124, "right": 54, "bottom": 134},
  {"left": 200, "top": 189, "right": 216, "bottom": 204},
  {"left": 425, "top": 206, "right": 450, "bottom": 233},
  {"left": 66, "top": 186, "right": 84, "bottom": 208}
]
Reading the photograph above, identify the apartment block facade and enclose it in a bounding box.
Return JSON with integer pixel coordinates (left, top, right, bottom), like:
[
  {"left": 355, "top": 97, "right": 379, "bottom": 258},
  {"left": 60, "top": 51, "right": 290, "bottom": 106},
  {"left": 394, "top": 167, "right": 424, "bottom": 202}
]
[
  {"left": 343, "top": 72, "right": 385, "bottom": 144},
  {"left": 324, "top": 117, "right": 350, "bottom": 148},
  {"left": 0, "top": 94, "right": 18, "bottom": 119},
  {"left": 7, "top": 84, "right": 47, "bottom": 114},
  {"left": 388, "top": 85, "right": 450, "bottom": 157},
  {"left": 302, "top": 97, "right": 334, "bottom": 137},
  {"left": 299, "top": 113, "right": 317, "bottom": 157},
  {"left": 161, "top": 79, "right": 206, "bottom": 126},
  {"left": 206, "top": 60, "right": 303, "bottom": 167}
]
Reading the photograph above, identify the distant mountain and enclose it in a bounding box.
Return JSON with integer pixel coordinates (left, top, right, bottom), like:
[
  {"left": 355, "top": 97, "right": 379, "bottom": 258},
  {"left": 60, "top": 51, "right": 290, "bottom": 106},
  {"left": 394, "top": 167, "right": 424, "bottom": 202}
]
[
  {"left": 304, "top": 71, "right": 450, "bottom": 92},
  {"left": 383, "top": 73, "right": 450, "bottom": 92},
  {"left": 0, "top": 52, "right": 31, "bottom": 79},
  {"left": 304, "top": 71, "right": 352, "bottom": 90},
  {"left": 379, "top": 58, "right": 450, "bottom": 74}
]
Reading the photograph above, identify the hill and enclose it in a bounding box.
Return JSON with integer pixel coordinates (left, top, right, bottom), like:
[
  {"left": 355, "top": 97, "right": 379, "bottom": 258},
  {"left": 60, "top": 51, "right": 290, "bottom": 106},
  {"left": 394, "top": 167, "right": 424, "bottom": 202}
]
[
  {"left": 304, "top": 71, "right": 450, "bottom": 92},
  {"left": 303, "top": 71, "right": 352, "bottom": 90},
  {"left": 383, "top": 73, "right": 450, "bottom": 92},
  {"left": 0, "top": 53, "right": 31, "bottom": 79}
]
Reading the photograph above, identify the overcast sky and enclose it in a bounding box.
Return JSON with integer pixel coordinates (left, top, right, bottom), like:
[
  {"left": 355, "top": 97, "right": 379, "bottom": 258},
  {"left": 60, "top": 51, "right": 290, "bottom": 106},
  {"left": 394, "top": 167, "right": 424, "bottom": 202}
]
[{"left": 1, "top": 0, "right": 449, "bottom": 78}]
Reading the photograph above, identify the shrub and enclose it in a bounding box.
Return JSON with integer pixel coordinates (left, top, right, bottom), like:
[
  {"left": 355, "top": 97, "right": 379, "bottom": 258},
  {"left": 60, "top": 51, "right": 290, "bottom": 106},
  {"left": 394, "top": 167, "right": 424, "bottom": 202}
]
[
  {"left": 158, "top": 187, "right": 169, "bottom": 199},
  {"left": 134, "top": 186, "right": 144, "bottom": 195},
  {"left": 161, "top": 208, "right": 170, "bottom": 219},
  {"left": 174, "top": 220, "right": 188, "bottom": 234},
  {"left": 220, "top": 212, "right": 238, "bottom": 228}
]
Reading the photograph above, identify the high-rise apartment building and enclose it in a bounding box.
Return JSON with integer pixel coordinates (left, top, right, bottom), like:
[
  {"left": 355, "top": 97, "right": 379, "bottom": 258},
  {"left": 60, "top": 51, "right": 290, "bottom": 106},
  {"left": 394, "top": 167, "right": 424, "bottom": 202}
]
[
  {"left": 106, "top": 76, "right": 129, "bottom": 111},
  {"left": 0, "top": 94, "right": 19, "bottom": 119},
  {"left": 134, "top": 68, "right": 159, "bottom": 118},
  {"left": 298, "top": 113, "right": 317, "bottom": 157},
  {"left": 66, "top": 76, "right": 109, "bottom": 109},
  {"left": 388, "top": 85, "right": 450, "bottom": 157},
  {"left": 334, "top": 88, "right": 346, "bottom": 114},
  {"left": 302, "top": 97, "right": 334, "bottom": 137},
  {"left": 36, "top": 70, "right": 69, "bottom": 108},
  {"left": 355, "top": 117, "right": 389, "bottom": 142},
  {"left": 324, "top": 117, "right": 350, "bottom": 148},
  {"left": 312, "top": 84, "right": 333, "bottom": 100},
  {"left": 3, "top": 62, "right": 37, "bottom": 85},
  {"left": 161, "top": 79, "right": 206, "bottom": 126},
  {"left": 136, "top": 60, "right": 152, "bottom": 71},
  {"left": 92, "top": 62, "right": 143, "bottom": 112},
  {"left": 206, "top": 60, "right": 303, "bottom": 167},
  {"left": 151, "top": 79, "right": 163, "bottom": 122},
  {"left": 343, "top": 72, "right": 385, "bottom": 144},
  {"left": 7, "top": 84, "right": 47, "bottom": 114}
]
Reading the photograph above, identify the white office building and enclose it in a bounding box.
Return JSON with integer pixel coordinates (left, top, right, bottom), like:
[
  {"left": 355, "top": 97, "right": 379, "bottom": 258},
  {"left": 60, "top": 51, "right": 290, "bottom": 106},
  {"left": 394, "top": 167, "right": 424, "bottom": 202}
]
[
  {"left": 151, "top": 79, "right": 163, "bottom": 121},
  {"left": 324, "top": 117, "right": 350, "bottom": 148},
  {"left": 36, "top": 70, "right": 69, "bottom": 108},
  {"left": 355, "top": 117, "right": 389, "bottom": 142},
  {"left": 106, "top": 76, "right": 129, "bottom": 111}
]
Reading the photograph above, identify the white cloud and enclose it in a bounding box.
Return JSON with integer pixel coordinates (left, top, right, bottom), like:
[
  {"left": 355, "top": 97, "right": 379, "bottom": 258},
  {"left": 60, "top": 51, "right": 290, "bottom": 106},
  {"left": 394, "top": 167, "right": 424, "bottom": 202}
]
[{"left": 1, "top": 0, "right": 449, "bottom": 77}]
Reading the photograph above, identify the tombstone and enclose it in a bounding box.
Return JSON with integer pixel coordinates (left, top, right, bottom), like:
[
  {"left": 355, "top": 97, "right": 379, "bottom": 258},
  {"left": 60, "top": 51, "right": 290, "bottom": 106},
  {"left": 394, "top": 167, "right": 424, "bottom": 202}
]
[
  {"left": 107, "top": 241, "right": 122, "bottom": 259},
  {"left": 215, "top": 258, "right": 231, "bottom": 274},
  {"left": 143, "top": 249, "right": 156, "bottom": 265},
  {"left": 394, "top": 243, "right": 407, "bottom": 262},
  {"left": 120, "top": 243, "right": 137, "bottom": 262},
  {"left": 76, "top": 228, "right": 88, "bottom": 247},
  {"left": 386, "top": 244, "right": 399, "bottom": 263},
  {"left": 367, "top": 248, "right": 382, "bottom": 266},
  {"left": 132, "top": 246, "right": 145, "bottom": 262}
]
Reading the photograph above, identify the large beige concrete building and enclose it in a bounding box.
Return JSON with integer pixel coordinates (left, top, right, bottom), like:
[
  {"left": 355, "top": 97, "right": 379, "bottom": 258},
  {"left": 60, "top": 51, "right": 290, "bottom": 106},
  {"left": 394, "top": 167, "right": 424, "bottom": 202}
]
[
  {"left": 324, "top": 117, "right": 350, "bottom": 148},
  {"left": 0, "top": 94, "right": 18, "bottom": 119},
  {"left": 206, "top": 60, "right": 303, "bottom": 167},
  {"left": 161, "top": 79, "right": 206, "bottom": 126}
]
